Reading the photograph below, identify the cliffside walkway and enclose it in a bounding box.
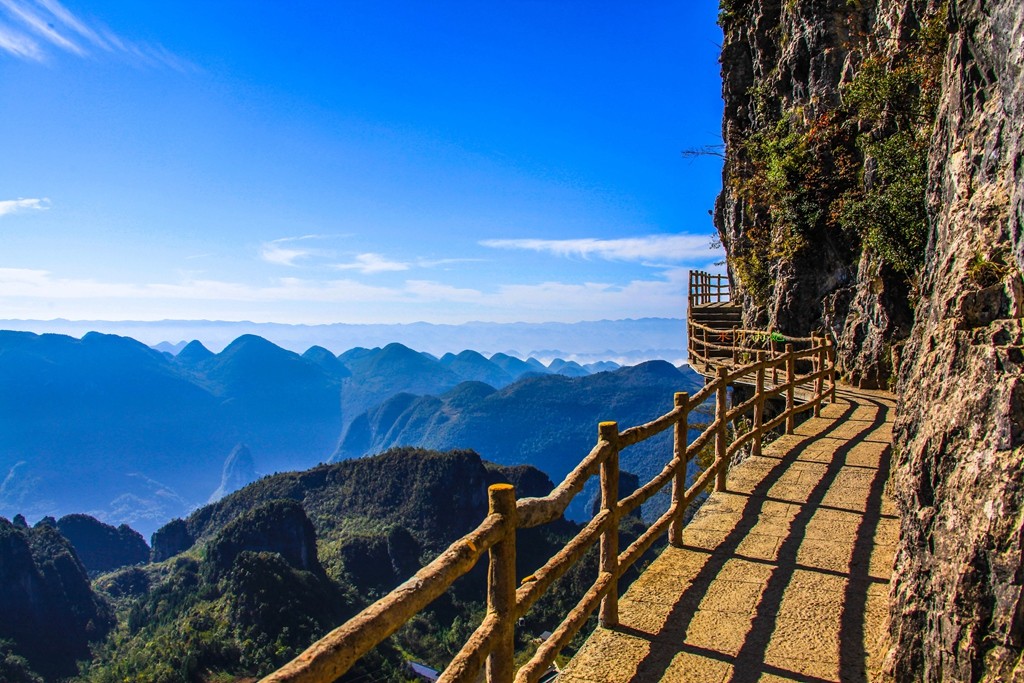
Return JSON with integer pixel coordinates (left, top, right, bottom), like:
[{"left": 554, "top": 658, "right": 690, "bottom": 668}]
[
  {"left": 263, "top": 271, "right": 886, "bottom": 683},
  {"left": 557, "top": 386, "right": 896, "bottom": 683}
]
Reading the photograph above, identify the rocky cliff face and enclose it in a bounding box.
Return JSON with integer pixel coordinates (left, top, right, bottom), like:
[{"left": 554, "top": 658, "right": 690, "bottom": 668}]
[
  {"left": 718, "top": 0, "right": 1024, "bottom": 678},
  {"left": 205, "top": 499, "right": 324, "bottom": 580},
  {"left": 889, "top": 2, "right": 1024, "bottom": 680},
  {"left": 716, "top": 0, "right": 944, "bottom": 389}
]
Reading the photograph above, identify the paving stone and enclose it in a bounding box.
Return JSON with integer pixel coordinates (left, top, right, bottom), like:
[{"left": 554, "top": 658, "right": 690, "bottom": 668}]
[{"left": 557, "top": 387, "right": 895, "bottom": 683}]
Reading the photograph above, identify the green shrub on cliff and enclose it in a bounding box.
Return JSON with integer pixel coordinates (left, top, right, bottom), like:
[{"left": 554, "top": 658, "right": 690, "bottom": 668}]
[{"left": 839, "top": 131, "right": 930, "bottom": 274}]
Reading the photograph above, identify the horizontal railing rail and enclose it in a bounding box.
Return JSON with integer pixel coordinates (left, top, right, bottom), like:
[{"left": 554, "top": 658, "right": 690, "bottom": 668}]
[{"left": 263, "top": 339, "right": 836, "bottom": 683}]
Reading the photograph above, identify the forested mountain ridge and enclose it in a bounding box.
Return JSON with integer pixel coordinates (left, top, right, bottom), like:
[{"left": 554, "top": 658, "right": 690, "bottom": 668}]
[
  {"left": 3, "top": 448, "right": 653, "bottom": 682},
  {"left": 335, "top": 361, "right": 708, "bottom": 516}
]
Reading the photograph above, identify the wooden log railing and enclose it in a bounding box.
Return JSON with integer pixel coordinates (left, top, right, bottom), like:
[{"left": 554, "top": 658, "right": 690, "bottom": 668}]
[
  {"left": 688, "top": 269, "right": 730, "bottom": 307},
  {"left": 262, "top": 341, "right": 837, "bottom": 683},
  {"left": 686, "top": 270, "right": 837, "bottom": 386}
]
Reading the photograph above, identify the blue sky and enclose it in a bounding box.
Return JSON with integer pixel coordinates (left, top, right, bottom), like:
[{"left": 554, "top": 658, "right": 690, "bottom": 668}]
[{"left": 0, "top": 1, "right": 725, "bottom": 324}]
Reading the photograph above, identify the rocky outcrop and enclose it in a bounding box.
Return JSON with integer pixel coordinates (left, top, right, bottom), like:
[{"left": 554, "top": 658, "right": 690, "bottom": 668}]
[
  {"left": 0, "top": 517, "right": 113, "bottom": 679},
  {"left": 149, "top": 517, "right": 193, "bottom": 562},
  {"left": 208, "top": 443, "right": 258, "bottom": 503},
  {"left": 338, "top": 526, "right": 422, "bottom": 594},
  {"left": 205, "top": 499, "right": 323, "bottom": 580},
  {"left": 56, "top": 513, "right": 149, "bottom": 574},
  {"left": 889, "top": 1, "right": 1024, "bottom": 680}
]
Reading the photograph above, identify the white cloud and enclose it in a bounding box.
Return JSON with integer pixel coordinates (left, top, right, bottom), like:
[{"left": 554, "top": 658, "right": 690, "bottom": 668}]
[
  {"left": 333, "top": 253, "right": 410, "bottom": 275},
  {"left": 1, "top": 0, "right": 83, "bottom": 54},
  {"left": 404, "top": 279, "right": 484, "bottom": 303},
  {"left": 0, "top": 267, "right": 405, "bottom": 303},
  {"left": 0, "top": 0, "right": 190, "bottom": 69},
  {"left": 0, "top": 197, "right": 49, "bottom": 217},
  {"left": 0, "top": 22, "right": 40, "bottom": 58},
  {"left": 261, "top": 245, "right": 314, "bottom": 267},
  {"left": 259, "top": 235, "right": 333, "bottom": 267},
  {"left": 481, "top": 234, "right": 720, "bottom": 264}
]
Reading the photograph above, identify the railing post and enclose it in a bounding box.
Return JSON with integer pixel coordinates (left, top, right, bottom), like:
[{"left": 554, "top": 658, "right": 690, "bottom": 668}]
[
  {"left": 770, "top": 332, "right": 778, "bottom": 384},
  {"left": 715, "top": 367, "right": 728, "bottom": 492},
  {"left": 486, "top": 484, "right": 517, "bottom": 683},
  {"left": 701, "top": 326, "right": 708, "bottom": 370},
  {"left": 688, "top": 323, "right": 696, "bottom": 366},
  {"left": 827, "top": 337, "right": 837, "bottom": 402},
  {"left": 731, "top": 325, "right": 738, "bottom": 364},
  {"left": 669, "top": 392, "right": 689, "bottom": 547},
  {"left": 753, "top": 352, "right": 765, "bottom": 458},
  {"left": 814, "top": 338, "right": 826, "bottom": 418},
  {"left": 785, "top": 343, "right": 796, "bottom": 434},
  {"left": 598, "top": 421, "right": 619, "bottom": 628}
]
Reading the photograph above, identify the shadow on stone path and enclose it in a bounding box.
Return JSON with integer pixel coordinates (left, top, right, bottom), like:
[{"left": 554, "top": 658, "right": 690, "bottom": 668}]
[{"left": 557, "top": 388, "right": 897, "bottom": 683}]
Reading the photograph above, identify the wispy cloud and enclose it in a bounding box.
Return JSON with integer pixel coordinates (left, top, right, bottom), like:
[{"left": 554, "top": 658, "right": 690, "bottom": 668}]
[
  {"left": 0, "top": 197, "right": 49, "bottom": 217},
  {"left": 417, "top": 257, "right": 486, "bottom": 269},
  {"left": 481, "top": 234, "right": 719, "bottom": 264},
  {"left": 333, "top": 253, "right": 410, "bottom": 275},
  {"left": 0, "top": 0, "right": 189, "bottom": 69},
  {"left": 259, "top": 235, "right": 332, "bottom": 267}
]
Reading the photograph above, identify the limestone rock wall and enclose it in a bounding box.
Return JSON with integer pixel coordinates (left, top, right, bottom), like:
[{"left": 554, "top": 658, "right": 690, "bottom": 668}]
[
  {"left": 717, "top": 0, "right": 1024, "bottom": 677},
  {"left": 716, "top": 0, "right": 939, "bottom": 388},
  {"left": 890, "top": 1, "right": 1024, "bottom": 679}
]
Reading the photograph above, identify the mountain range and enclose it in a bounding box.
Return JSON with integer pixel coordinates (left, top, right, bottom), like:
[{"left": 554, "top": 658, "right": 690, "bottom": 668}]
[
  {"left": 0, "top": 317, "right": 688, "bottom": 366},
  {"left": 0, "top": 330, "right": 703, "bottom": 537}
]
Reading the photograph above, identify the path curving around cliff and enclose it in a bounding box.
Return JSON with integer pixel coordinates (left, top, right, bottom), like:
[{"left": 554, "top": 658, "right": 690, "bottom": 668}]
[{"left": 558, "top": 387, "right": 896, "bottom": 683}]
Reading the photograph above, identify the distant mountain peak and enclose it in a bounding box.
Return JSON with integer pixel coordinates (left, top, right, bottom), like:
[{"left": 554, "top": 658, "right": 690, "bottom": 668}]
[
  {"left": 302, "top": 345, "right": 351, "bottom": 378},
  {"left": 176, "top": 339, "right": 214, "bottom": 364},
  {"left": 208, "top": 444, "right": 258, "bottom": 504}
]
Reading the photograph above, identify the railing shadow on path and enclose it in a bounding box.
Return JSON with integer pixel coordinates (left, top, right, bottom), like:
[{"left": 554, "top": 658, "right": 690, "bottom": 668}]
[{"left": 607, "top": 390, "right": 894, "bottom": 683}]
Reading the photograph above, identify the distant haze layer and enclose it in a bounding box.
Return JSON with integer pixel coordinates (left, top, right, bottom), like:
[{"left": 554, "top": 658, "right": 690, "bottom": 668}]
[{"left": 0, "top": 317, "right": 687, "bottom": 366}]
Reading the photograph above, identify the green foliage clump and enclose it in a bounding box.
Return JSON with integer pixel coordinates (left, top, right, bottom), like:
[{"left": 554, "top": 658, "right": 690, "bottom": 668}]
[
  {"left": 0, "top": 641, "right": 43, "bottom": 683},
  {"left": 717, "top": 0, "right": 737, "bottom": 26},
  {"left": 842, "top": 58, "right": 924, "bottom": 125},
  {"left": 967, "top": 248, "right": 1011, "bottom": 288},
  {"left": 839, "top": 131, "right": 930, "bottom": 274},
  {"left": 833, "top": 6, "right": 948, "bottom": 275},
  {"left": 744, "top": 117, "right": 815, "bottom": 247},
  {"left": 735, "top": 110, "right": 859, "bottom": 305}
]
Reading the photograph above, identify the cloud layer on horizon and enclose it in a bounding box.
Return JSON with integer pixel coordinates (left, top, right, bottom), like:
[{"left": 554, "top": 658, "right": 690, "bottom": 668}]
[{"left": 0, "top": 263, "right": 712, "bottom": 323}]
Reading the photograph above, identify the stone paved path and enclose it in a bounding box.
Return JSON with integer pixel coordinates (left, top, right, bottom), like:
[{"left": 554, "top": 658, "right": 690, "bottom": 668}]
[{"left": 558, "top": 388, "right": 897, "bottom": 683}]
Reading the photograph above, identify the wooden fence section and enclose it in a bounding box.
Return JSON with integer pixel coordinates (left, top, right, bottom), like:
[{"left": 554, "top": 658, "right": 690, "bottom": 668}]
[
  {"left": 686, "top": 270, "right": 835, "bottom": 387},
  {"left": 688, "top": 270, "right": 730, "bottom": 307},
  {"left": 262, "top": 347, "right": 837, "bottom": 683}
]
